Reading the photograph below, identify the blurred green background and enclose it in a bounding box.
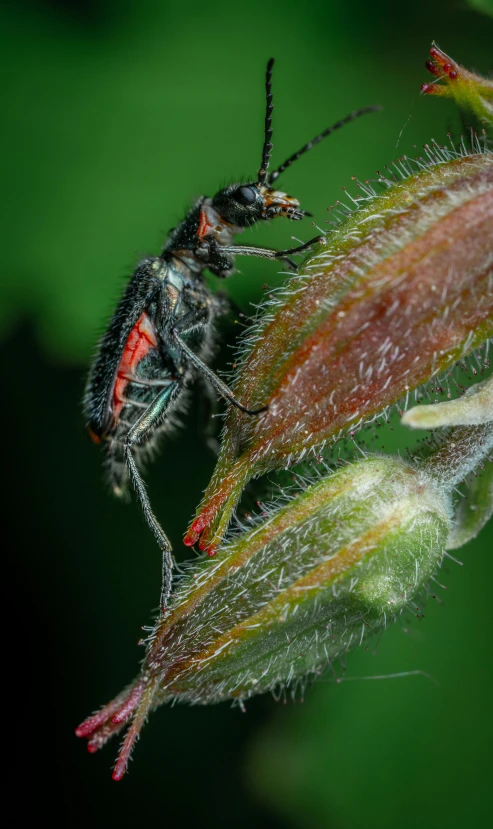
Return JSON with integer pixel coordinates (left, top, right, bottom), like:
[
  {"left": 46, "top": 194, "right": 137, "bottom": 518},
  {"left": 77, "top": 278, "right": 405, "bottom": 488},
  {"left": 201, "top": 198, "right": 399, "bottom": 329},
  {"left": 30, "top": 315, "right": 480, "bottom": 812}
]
[{"left": 3, "top": 1, "right": 492, "bottom": 826}]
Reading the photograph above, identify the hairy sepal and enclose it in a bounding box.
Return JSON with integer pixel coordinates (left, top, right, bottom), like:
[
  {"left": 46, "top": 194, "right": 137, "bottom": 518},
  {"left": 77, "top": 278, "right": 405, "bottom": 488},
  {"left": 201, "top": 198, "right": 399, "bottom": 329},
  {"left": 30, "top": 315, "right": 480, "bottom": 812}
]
[{"left": 77, "top": 456, "right": 450, "bottom": 777}]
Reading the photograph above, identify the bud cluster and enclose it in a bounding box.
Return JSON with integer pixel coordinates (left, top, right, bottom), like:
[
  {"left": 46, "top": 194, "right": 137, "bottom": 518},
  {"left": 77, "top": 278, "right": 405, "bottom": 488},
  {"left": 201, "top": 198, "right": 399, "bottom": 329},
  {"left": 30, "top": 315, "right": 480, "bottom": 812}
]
[{"left": 77, "top": 45, "right": 493, "bottom": 780}]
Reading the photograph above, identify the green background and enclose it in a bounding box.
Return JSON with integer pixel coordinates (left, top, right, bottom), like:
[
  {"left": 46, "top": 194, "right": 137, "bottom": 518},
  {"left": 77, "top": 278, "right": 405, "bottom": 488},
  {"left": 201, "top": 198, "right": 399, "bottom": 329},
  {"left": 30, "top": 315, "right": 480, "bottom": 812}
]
[{"left": 3, "top": 1, "right": 492, "bottom": 826}]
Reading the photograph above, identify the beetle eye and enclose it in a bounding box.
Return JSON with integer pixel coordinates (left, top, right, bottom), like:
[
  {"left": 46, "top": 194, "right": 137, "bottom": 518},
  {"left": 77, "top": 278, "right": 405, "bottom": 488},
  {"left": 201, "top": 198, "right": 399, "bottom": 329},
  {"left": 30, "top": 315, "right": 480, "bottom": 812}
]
[{"left": 234, "top": 185, "right": 257, "bottom": 206}]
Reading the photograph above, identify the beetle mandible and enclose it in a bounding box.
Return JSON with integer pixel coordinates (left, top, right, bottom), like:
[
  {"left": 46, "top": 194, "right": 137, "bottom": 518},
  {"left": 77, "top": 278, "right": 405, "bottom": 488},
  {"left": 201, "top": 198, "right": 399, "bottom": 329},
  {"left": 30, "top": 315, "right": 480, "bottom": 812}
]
[{"left": 83, "top": 58, "right": 379, "bottom": 607}]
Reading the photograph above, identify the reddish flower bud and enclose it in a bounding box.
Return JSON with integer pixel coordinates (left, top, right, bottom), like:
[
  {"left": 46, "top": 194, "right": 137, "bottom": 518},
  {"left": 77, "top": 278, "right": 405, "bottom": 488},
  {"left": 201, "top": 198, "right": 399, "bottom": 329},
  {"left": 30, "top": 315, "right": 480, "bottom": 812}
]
[
  {"left": 422, "top": 43, "right": 493, "bottom": 127},
  {"left": 185, "top": 150, "right": 493, "bottom": 554}
]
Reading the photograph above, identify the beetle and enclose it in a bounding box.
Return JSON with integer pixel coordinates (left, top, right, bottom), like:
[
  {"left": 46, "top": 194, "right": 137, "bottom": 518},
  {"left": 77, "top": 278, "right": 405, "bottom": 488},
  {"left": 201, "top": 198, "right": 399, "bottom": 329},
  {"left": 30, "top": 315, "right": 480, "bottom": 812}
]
[{"left": 83, "top": 58, "right": 379, "bottom": 607}]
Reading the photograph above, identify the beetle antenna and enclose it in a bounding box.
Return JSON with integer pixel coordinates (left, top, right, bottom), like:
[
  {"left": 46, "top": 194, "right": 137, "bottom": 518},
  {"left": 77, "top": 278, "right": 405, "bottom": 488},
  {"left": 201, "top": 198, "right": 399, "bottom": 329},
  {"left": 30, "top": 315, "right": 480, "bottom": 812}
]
[
  {"left": 268, "top": 105, "right": 381, "bottom": 184},
  {"left": 258, "top": 58, "right": 275, "bottom": 185}
]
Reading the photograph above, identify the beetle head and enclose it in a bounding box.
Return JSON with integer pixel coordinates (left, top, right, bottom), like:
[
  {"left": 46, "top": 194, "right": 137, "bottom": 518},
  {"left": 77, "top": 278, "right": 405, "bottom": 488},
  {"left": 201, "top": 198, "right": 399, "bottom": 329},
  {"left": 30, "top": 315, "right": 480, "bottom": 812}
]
[
  {"left": 212, "top": 182, "right": 305, "bottom": 227},
  {"left": 212, "top": 59, "right": 379, "bottom": 230}
]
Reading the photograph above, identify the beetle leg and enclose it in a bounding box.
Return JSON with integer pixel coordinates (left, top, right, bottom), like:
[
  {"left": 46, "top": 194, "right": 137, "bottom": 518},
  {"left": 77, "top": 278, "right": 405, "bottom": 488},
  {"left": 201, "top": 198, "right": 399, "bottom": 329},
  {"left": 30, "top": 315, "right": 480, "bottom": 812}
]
[
  {"left": 274, "top": 236, "right": 324, "bottom": 257},
  {"left": 122, "top": 374, "right": 174, "bottom": 388},
  {"left": 172, "top": 327, "right": 267, "bottom": 416},
  {"left": 124, "top": 381, "right": 181, "bottom": 608},
  {"left": 220, "top": 236, "right": 323, "bottom": 270},
  {"left": 122, "top": 398, "right": 153, "bottom": 410}
]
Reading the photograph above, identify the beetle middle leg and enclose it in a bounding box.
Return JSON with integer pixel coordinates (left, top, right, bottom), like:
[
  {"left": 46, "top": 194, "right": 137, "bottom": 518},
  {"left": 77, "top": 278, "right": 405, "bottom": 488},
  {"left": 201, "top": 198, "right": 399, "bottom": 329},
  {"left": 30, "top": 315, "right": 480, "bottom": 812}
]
[
  {"left": 124, "top": 381, "right": 180, "bottom": 608},
  {"left": 171, "top": 324, "right": 267, "bottom": 416},
  {"left": 168, "top": 307, "right": 268, "bottom": 416}
]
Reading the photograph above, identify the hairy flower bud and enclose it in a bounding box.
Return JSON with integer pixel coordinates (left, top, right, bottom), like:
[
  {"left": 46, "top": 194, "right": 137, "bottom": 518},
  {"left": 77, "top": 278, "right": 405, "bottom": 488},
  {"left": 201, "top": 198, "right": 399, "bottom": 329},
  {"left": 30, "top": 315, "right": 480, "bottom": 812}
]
[
  {"left": 422, "top": 44, "right": 493, "bottom": 127},
  {"left": 402, "top": 375, "right": 493, "bottom": 547},
  {"left": 77, "top": 456, "right": 451, "bottom": 779},
  {"left": 185, "top": 150, "right": 493, "bottom": 554},
  {"left": 402, "top": 374, "right": 493, "bottom": 429}
]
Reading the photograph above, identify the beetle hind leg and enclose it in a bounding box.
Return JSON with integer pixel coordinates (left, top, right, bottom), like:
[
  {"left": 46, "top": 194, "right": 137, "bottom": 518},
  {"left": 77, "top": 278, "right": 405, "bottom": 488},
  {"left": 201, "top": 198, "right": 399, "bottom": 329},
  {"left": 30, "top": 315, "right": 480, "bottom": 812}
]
[
  {"left": 124, "top": 382, "right": 181, "bottom": 608},
  {"left": 104, "top": 434, "right": 131, "bottom": 500}
]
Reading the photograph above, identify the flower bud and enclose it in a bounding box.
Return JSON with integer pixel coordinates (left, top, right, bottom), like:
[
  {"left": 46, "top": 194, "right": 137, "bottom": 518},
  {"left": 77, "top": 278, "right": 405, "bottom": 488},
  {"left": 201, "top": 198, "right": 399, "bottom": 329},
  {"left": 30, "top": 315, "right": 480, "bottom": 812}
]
[
  {"left": 422, "top": 44, "right": 493, "bottom": 127},
  {"left": 185, "top": 150, "right": 493, "bottom": 554},
  {"left": 402, "top": 375, "right": 493, "bottom": 429},
  {"left": 401, "top": 376, "right": 493, "bottom": 548},
  {"left": 77, "top": 456, "right": 450, "bottom": 779}
]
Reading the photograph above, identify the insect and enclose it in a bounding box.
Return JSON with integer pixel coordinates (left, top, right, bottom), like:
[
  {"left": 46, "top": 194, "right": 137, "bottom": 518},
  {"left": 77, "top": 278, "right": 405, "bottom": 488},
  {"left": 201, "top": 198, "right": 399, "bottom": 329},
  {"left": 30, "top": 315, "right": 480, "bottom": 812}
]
[{"left": 83, "top": 58, "right": 379, "bottom": 607}]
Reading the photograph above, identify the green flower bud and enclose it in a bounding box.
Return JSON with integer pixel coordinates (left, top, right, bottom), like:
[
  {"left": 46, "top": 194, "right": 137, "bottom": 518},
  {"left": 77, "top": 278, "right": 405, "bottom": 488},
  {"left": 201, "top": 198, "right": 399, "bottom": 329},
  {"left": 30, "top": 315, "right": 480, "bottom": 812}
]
[
  {"left": 402, "top": 375, "right": 493, "bottom": 429},
  {"left": 77, "top": 456, "right": 450, "bottom": 779},
  {"left": 402, "top": 376, "right": 493, "bottom": 548}
]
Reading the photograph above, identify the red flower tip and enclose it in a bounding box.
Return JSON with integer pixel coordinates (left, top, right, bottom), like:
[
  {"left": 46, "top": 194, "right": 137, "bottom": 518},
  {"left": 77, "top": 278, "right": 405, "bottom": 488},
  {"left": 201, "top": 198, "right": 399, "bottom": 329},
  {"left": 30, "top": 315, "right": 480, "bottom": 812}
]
[
  {"left": 423, "top": 45, "right": 460, "bottom": 94},
  {"left": 78, "top": 680, "right": 158, "bottom": 780},
  {"left": 421, "top": 43, "right": 493, "bottom": 121},
  {"left": 424, "top": 45, "right": 460, "bottom": 91},
  {"left": 183, "top": 512, "right": 215, "bottom": 546},
  {"left": 429, "top": 44, "right": 456, "bottom": 72},
  {"left": 183, "top": 529, "right": 199, "bottom": 547},
  {"left": 191, "top": 515, "right": 210, "bottom": 536},
  {"left": 421, "top": 82, "right": 445, "bottom": 96},
  {"left": 184, "top": 501, "right": 228, "bottom": 549},
  {"left": 425, "top": 59, "right": 441, "bottom": 77},
  {"left": 75, "top": 709, "right": 110, "bottom": 739},
  {"left": 112, "top": 767, "right": 125, "bottom": 782}
]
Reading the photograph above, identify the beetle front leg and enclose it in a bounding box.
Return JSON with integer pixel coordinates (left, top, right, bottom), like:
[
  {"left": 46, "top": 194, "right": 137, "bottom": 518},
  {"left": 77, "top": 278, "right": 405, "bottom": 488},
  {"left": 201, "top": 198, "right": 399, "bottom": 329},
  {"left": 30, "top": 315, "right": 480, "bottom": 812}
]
[
  {"left": 220, "top": 235, "right": 324, "bottom": 270},
  {"left": 124, "top": 382, "right": 180, "bottom": 608}
]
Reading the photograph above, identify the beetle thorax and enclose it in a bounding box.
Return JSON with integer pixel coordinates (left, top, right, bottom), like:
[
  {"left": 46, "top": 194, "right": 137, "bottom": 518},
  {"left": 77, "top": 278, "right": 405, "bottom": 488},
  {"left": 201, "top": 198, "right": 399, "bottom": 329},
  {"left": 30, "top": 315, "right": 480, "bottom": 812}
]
[{"left": 200, "top": 198, "right": 242, "bottom": 246}]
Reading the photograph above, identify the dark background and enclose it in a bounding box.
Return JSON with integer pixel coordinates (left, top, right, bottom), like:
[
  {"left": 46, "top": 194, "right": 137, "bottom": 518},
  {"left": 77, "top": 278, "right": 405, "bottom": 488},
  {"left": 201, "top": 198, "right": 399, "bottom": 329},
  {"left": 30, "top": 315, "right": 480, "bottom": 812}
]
[{"left": 3, "top": 1, "right": 492, "bottom": 826}]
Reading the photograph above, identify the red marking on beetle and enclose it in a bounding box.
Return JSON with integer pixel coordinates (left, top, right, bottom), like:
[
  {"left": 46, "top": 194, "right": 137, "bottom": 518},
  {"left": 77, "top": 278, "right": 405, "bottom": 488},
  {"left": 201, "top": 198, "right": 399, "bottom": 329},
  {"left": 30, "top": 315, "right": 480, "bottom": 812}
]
[
  {"left": 197, "top": 210, "right": 211, "bottom": 239},
  {"left": 88, "top": 427, "right": 101, "bottom": 445},
  {"left": 112, "top": 313, "right": 158, "bottom": 423}
]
